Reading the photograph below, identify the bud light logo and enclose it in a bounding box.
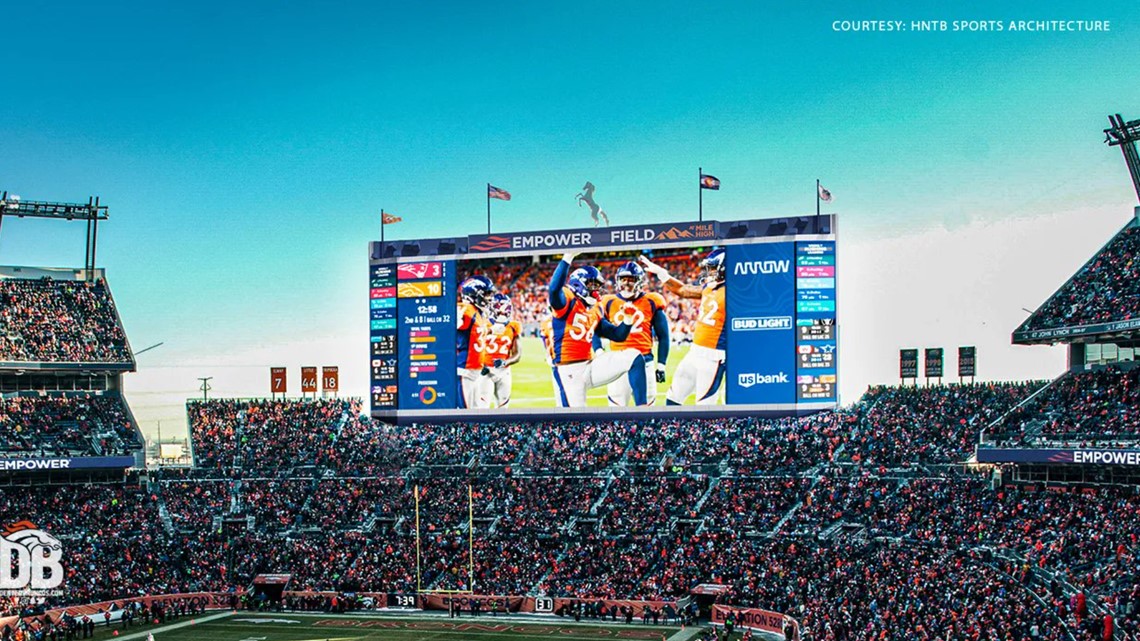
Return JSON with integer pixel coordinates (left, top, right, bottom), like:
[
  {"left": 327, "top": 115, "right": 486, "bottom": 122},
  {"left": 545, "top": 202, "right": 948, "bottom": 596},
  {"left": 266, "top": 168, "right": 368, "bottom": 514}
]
[
  {"left": 738, "top": 372, "right": 790, "bottom": 388},
  {"left": 732, "top": 316, "right": 793, "bottom": 331}
]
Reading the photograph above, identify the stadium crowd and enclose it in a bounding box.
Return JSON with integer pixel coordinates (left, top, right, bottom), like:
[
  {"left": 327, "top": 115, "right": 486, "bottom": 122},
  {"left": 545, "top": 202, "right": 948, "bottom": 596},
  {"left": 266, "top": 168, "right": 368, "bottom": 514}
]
[
  {"left": 992, "top": 365, "right": 1140, "bottom": 444},
  {"left": 4, "top": 383, "right": 1138, "bottom": 640},
  {"left": 0, "top": 393, "right": 140, "bottom": 457},
  {"left": 0, "top": 277, "right": 132, "bottom": 363},
  {"left": 1019, "top": 223, "right": 1140, "bottom": 333},
  {"left": 842, "top": 381, "right": 1046, "bottom": 466}
]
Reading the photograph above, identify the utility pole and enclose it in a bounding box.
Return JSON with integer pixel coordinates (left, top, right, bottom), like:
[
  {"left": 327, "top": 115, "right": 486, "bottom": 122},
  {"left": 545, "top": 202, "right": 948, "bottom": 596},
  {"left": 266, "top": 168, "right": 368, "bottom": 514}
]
[{"left": 198, "top": 377, "right": 213, "bottom": 401}]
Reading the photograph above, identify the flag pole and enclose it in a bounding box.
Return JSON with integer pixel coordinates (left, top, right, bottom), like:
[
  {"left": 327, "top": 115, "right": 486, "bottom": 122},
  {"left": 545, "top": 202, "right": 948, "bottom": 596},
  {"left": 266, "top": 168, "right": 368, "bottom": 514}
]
[
  {"left": 816, "top": 179, "right": 820, "bottom": 217},
  {"left": 486, "top": 184, "right": 491, "bottom": 234},
  {"left": 380, "top": 209, "right": 385, "bottom": 246},
  {"left": 698, "top": 167, "right": 703, "bottom": 222},
  {"left": 467, "top": 483, "right": 475, "bottom": 592}
]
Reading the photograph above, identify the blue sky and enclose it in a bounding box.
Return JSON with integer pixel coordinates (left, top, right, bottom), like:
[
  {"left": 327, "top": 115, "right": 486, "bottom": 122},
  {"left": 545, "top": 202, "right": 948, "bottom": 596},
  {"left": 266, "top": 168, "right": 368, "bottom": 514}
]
[{"left": 2, "top": 1, "right": 1139, "bottom": 434}]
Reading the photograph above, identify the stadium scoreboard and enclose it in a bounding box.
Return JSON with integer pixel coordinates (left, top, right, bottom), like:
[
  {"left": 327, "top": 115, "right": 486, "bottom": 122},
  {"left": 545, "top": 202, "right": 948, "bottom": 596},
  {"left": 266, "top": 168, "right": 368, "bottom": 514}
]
[{"left": 370, "top": 215, "right": 838, "bottom": 422}]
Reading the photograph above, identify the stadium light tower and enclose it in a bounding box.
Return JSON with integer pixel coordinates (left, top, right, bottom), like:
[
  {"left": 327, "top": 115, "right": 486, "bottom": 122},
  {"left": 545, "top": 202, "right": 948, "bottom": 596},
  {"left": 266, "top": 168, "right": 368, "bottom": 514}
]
[
  {"left": 0, "top": 192, "right": 109, "bottom": 278},
  {"left": 1105, "top": 114, "right": 1140, "bottom": 202}
]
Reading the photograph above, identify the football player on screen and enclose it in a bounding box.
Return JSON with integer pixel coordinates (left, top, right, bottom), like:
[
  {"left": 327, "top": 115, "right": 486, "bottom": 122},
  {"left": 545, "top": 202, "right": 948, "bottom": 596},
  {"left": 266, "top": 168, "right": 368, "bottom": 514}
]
[
  {"left": 538, "top": 312, "right": 564, "bottom": 407},
  {"left": 477, "top": 293, "right": 522, "bottom": 407},
  {"left": 456, "top": 275, "right": 494, "bottom": 409},
  {"left": 547, "top": 252, "right": 641, "bottom": 407},
  {"left": 639, "top": 249, "right": 726, "bottom": 405},
  {"left": 595, "top": 261, "right": 670, "bottom": 405}
]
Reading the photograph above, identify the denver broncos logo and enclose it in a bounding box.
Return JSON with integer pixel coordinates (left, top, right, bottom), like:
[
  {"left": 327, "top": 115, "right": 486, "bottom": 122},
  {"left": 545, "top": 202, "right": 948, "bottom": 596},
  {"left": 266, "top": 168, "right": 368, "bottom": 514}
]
[
  {"left": 3, "top": 520, "right": 38, "bottom": 535},
  {"left": 5, "top": 527, "right": 63, "bottom": 552}
]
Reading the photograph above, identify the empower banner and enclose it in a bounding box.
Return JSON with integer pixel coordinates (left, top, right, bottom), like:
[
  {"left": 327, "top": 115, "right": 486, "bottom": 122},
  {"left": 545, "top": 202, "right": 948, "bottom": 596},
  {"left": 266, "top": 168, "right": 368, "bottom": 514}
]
[
  {"left": 0, "top": 456, "right": 135, "bottom": 472},
  {"left": 976, "top": 447, "right": 1140, "bottom": 466},
  {"left": 372, "top": 215, "right": 835, "bottom": 259},
  {"left": 468, "top": 221, "right": 719, "bottom": 254}
]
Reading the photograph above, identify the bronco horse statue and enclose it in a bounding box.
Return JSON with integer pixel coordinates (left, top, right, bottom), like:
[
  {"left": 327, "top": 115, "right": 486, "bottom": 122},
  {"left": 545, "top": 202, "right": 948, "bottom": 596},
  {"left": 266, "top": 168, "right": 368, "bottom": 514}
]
[{"left": 575, "top": 181, "right": 610, "bottom": 227}]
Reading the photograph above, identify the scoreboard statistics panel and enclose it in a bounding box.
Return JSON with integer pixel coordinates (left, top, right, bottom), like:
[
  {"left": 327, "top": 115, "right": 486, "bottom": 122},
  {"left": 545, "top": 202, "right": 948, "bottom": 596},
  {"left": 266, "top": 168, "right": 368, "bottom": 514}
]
[
  {"left": 794, "top": 242, "right": 838, "bottom": 400},
  {"left": 369, "top": 216, "right": 838, "bottom": 420},
  {"left": 395, "top": 261, "right": 456, "bottom": 409}
]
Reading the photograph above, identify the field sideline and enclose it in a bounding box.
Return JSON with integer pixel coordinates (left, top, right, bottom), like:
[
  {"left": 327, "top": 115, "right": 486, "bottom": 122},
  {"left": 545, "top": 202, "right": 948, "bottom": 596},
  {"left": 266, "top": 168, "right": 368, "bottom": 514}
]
[{"left": 101, "top": 611, "right": 701, "bottom": 641}]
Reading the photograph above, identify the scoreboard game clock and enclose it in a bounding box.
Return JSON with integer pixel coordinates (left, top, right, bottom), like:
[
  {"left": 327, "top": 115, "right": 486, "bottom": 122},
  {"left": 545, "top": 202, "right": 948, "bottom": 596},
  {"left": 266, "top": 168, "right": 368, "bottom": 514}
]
[{"left": 386, "top": 594, "right": 418, "bottom": 609}]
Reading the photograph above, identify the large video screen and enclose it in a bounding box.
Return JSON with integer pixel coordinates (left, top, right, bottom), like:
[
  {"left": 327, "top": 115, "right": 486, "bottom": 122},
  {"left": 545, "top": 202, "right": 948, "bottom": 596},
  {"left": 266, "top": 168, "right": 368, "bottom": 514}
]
[{"left": 369, "top": 217, "right": 837, "bottom": 419}]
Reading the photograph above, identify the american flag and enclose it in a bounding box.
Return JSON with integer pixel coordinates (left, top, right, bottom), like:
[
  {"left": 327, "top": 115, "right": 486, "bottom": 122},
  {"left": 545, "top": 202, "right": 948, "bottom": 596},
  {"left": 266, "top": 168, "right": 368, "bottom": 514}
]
[
  {"left": 382, "top": 212, "right": 402, "bottom": 224},
  {"left": 818, "top": 183, "right": 833, "bottom": 202},
  {"left": 700, "top": 174, "right": 721, "bottom": 190},
  {"left": 488, "top": 184, "right": 511, "bottom": 201}
]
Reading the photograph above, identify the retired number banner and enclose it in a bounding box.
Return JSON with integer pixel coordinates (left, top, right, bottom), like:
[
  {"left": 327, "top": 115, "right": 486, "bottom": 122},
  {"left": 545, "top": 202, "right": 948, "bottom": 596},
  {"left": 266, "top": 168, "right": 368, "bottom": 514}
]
[
  {"left": 301, "top": 367, "right": 318, "bottom": 394},
  {"left": 270, "top": 367, "right": 287, "bottom": 394},
  {"left": 322, "top": 366, "right": 340, "bottom": 392}
]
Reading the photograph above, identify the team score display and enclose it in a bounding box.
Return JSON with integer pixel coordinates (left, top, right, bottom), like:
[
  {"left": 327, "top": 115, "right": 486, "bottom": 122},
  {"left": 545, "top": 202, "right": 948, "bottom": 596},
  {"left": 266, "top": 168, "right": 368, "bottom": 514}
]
[
  {"left": 398, "top": 281, "right": 444, "bottom": 298},
  {"left": 450, "top": 246, "right": 729, "bottom": 408},
  {"left": 371, "top": 335, "right": 396, "bottom": 355}
]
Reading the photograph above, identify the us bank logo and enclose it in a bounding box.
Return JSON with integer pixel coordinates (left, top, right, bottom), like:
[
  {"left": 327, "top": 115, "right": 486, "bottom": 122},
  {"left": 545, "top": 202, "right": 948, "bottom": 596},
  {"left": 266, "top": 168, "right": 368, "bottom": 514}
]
[
  {"left": 738, "top": 372, "right": 790, "bottom": 388},
  {"left": 0, "top": 521, "right": 65, "bottom": 595}
]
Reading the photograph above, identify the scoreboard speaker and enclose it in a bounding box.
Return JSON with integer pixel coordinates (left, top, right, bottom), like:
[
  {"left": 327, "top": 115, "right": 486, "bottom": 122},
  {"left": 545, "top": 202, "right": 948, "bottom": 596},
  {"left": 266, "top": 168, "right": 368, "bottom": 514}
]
[
  {"left": 726, "top": 222, "right": 750, "bottom": 239},
  {"left": 400, "top": 242, "right": 421, "bottom": 257}
]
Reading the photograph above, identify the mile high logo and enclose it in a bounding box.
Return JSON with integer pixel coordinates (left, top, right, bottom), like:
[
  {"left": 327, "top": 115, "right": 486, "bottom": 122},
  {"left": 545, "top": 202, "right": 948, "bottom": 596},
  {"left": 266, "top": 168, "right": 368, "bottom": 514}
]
[{"left": 610, "top": 223, "right": 717, "bottom": 244}]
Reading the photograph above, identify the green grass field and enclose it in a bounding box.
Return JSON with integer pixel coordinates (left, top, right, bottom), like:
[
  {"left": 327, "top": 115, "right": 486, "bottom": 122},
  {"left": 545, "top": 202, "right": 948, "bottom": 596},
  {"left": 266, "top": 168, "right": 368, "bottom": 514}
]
[
  {"left": 112, "top": 612, "right": 690, "bottom": 641},
  {"left": 508, "top": 338, "right": 707, "bottom": 407}
]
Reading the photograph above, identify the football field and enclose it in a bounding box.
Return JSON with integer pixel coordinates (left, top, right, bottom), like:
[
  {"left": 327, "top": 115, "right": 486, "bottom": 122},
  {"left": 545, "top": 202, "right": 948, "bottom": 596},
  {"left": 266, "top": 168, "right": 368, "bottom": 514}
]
[
  {"left": 508, "top": 337, "right": 701, "bottom": 407},
  {"left": 103, "top": 612, "right": 694, "bottom": 641}
]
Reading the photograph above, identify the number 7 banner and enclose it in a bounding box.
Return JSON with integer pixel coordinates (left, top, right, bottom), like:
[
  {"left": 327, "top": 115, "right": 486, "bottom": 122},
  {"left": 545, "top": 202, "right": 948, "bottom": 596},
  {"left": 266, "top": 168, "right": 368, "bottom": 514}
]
[{"left": 270, "top": 367, "right": 287, "bottom": 394}]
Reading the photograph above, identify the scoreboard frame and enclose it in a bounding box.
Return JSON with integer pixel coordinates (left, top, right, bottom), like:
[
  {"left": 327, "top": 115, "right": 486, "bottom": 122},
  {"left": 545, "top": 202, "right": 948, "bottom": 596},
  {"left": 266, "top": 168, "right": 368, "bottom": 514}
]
[{"left": 369, "top": 215, "right": 839, "bottom": 424}]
